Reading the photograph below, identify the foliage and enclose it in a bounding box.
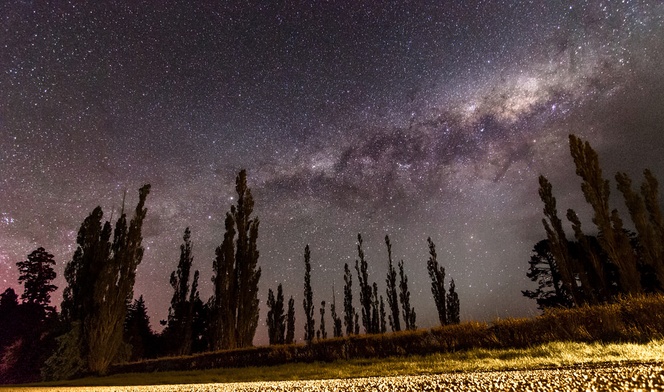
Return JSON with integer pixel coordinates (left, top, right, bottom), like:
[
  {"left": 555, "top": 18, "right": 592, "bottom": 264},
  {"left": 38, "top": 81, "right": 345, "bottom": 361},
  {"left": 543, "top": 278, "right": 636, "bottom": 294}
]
[
  {"left": 446, "top": 279, "right": 460, "bottom": 324},
  {"left": 384, "top": 235, "right": 401, "bottom": 332},
  {"left": 354, "top": 234, "right": 378, "bottom": 334},
  {"left": 285, "top": 296, "right": 295, "bottom": 344},
  {"left": 342, "top": 263, "right": 355, "bottom": 336},
  {"left": 398, "top": 260, "right": 416, "bottom": 330},
  {"left": 302, "top": 245, "right": 315, "bottom": 344},
  {"left": 210, "top": 170, "right": 261, "bottom": 350},
  {"left": 267, "top": 284, "right": 286, "bottom": 345},
  {"left": 426, "top": 237, "right": 447, "bottom": 325},
  {"left": 318, "top": 301, "right": 327, "bottom": 340},
  {"left": 125, "top": 296, "right": 157, "bottom": 361},
  {"left": 16, "top": 247, "right": 57, "bottom": 318},
  {"left": 163, "top": 227, "right": 199, "bottom": 356}
]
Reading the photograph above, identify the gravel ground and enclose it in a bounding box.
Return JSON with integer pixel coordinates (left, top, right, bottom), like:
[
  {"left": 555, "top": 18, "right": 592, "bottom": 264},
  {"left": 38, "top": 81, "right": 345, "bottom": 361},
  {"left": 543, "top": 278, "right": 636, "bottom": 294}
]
[{"left": 6, "top": 363, "right": 664, "bottom": 392}]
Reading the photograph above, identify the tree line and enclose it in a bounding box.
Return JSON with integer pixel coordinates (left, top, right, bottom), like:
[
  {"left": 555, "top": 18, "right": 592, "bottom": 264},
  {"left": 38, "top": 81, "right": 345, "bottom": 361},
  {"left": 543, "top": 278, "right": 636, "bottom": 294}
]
[
  {"left": 524, "top": 134, "right": 664, "bottom": 309},
  {"left": 0, "top": 170, "right": 460, "bottom": 383}
]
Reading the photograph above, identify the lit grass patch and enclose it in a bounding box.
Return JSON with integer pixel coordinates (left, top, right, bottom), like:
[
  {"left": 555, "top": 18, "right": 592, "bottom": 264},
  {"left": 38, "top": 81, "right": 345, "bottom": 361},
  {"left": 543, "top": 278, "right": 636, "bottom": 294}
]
[{"left": 15, "top": 338, "right": 664, "bottom": 389}]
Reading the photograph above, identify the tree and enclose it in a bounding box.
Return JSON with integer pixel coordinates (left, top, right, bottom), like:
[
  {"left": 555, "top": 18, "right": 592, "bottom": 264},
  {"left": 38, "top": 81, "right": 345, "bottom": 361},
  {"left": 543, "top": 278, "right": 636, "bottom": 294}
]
[
  {"left": 384, "top": 235, "right": 401, "bottom": 332},
  {"left": 210, "top": 170, "right": 261, "bottom": 350},
  {"left": 355, "top": 234, "right": 377, "bottom": 334},
  {"left": 343, "top": 263, "right": 355, "bottom": 336},
  {"left": 427, "top": 237, "right": 447, "bottom": 326},
  {"left": 446, "top": 279, "right": 460, "bottom": 324},
  {"left": 318, "top": 301, "right": 327, "bottom": 340},
  {"left": 303, "top": 245, "right": 315, "bottom": 343},
  {"left": 569, "top": 134, "right": 641, "bottom": 294},
  {"left": 285, "top": 296, "right": 295, "bottom": 344},
  {"left": 16, "top": 247, "right": 57, "bottom": 319},
  {"left": 379, "top": 295, "right": 386, "bottom": 334},
  {"left": 538, "top": 175, "right": 584, "bottom": 306},
  {"left": 125, "top": 296, "right": 156, "bottom": 361},
  {"left": 56, "top": 185, "right": 151, "bottom": 375},
  {"left": 266, "top": 284, "right": 286, "bottom": 345},
  {"left": 398, "top": 260, "right": 416, "bottom": 330},
  {"left": 330, "top": 287, "right": 343, "bottom": 338},
  {"left": 0, "top": 288, "right": 20, "bottom": 350},
  {"left": 522, "top": 239, "right": 572, "bottom": 309},
  {"left": 164, "top": 228, "right": 199, "bottom": 355}
]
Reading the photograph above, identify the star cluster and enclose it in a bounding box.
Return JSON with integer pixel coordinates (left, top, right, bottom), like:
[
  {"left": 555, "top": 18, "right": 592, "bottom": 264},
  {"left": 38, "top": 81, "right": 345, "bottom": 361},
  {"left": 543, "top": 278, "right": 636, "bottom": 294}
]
[{"left": 2, "top": 1, "right": 664, "bottom": 343}]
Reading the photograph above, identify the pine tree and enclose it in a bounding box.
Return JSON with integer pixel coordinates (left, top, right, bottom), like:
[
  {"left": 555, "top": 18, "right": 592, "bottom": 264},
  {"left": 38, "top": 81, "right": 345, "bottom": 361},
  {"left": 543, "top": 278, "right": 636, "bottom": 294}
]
[
  {"left": 164, "top": 227, "right": 199, "bottom": 355},
  {"left": 384, "top": 236, "right": 401, "bottom": 332},
  {"left": 446, "top": 279, "right": 460, "bottom": 324},
  {"left": 522, "top": 239, "right": 572, "bottom": 309},
  {"left": 343, "top": 263, "right": 355, "bottom": 336},
  {"left": 318, "top": 300, "right": 327, "bottom": 340},
  {"left": 398, "top": 260, "right": 416, "bottom": 330},
  {"left": 285, "top": 296, "right": 295, "bottom": 344},
  {"left": 427, "top": 237, "right": 447, "bottom": 326},
  {"left": 267, "top": 284, "right": 286, "bottom": 345},
  {"left": 124, "top": 296, "right": 155, "bottom": 361},
  {"left": 569, "top": 134, "right": 641, "bottom": 294},
  {"left": 16, "top": 247, "right": 57, "bottom": 319},
  {"left": 210, "top": 170, "right": 261, "bottom": 350}
]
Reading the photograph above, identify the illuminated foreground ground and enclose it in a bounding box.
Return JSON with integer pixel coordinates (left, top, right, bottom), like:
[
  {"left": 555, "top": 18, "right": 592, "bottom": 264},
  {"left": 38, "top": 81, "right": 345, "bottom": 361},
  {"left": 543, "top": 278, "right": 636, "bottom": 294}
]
[{"left": 4, "top": 363, "right": 663, "bottom": 392}]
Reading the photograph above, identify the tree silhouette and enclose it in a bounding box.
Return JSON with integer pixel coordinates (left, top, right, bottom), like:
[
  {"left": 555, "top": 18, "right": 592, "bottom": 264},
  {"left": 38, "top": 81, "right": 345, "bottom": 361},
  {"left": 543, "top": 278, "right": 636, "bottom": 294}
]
[
  {"left": 398, "top": 260, "right": 416, "bottom": 330},
  {"left": 285, "top": 296, "right": 295, "bottom": 344},
  {"left": 384, "top": 235, "right": 401, "bottom": 332},
  {"left": 302, "top": 245, "right": 315, "bottom": 343},
  {"left": 330, "top": 287, "right": 343, "bottom": 338},
  {"left": 267, "top": 284, "right": 286, "bottom": 345},
  {"left": 318, "top": 300, "right": 327, "bottom": 340},
  {"left": 343, "top": 263, "right": 355, "bottom": 336},
  {"left": 427, "top": 237, "right": 447, "bottom": 326},
  {"left": 16, "top": 247, "right": 57, "bottom": 319},
  {"left": 163, "top": 227, "right": 199, "bottom": 355},
  {"left": 210, "top": 170, "right": 261, "bottom": 350},
  {"left": 446, "top": 279, "right": 460, "bottom": 324},
  {"left": 125, "top": 296, "right": 156, "bottom": 361},
  {"left": 355, "top": 234, "right": 377, "bottom": 334}
]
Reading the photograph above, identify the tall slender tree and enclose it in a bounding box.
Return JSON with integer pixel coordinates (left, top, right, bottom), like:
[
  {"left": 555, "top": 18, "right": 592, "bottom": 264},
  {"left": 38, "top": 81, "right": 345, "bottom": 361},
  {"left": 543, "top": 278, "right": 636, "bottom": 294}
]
[
  {"left": 384, "top": 235, "right": 401, "bottom": 332},
  {"left": 266, "top": 284, "right": 286, "bottom": 345},
  {"left": 164, "top": 227, "right": 199, "bottom": 355},
  {"left": 58, "top": 184, "right": 151, "bottom": 375},
  {"left": 379, "top": 295, "right": 386, "bottom": 334},
  {"left": 569, "top": 134, "right": 641, "bottom": 294},
  {"left": 285, "top": 296, "right": 295, "bottom": 344},
  {"left": 303, "top": 245, "right": 315, "bottom": 343},
  {"left": 210, "top": 170, "right": 262, "bottom": 350},
  {"left": 330, "top": 287, "right": 343, "bottom": 338},
  {"left": 355, "top": 234, "right": 376, "bottom": 333},
  {"left": 446, "top": 279, "right": 460, "bottom": 324},
  {"left": 427, "top": 237, "right": 447, "bottom": 326},
  {"left": 343, "top": 263, "right": 355, "bottom": 336},
  {"left": 318, "top": 300, "right": 327, "bottom": 340},
  {"left": 398, "top": 260, "right": 416, "bottom": 330}
]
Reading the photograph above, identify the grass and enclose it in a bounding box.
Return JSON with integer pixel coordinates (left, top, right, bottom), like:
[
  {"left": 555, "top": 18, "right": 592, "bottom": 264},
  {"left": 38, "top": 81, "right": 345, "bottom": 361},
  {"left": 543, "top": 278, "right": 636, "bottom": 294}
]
[{"left": 9, "top": 338, "right": 664, "bottom": 389}]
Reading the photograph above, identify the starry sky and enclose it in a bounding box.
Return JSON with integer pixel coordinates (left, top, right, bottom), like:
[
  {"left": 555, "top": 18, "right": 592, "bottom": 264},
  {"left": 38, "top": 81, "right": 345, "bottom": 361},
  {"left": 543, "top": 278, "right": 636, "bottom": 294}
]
[{"left": 2, "top": 1, "right": 664, "bottom": 345}]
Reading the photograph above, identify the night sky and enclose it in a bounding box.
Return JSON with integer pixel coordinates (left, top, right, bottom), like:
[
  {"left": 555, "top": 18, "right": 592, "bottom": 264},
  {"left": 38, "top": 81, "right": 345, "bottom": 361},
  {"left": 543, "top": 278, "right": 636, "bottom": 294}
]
[{"left": 2, "top": 1, "right": 664, "bottom": 345}]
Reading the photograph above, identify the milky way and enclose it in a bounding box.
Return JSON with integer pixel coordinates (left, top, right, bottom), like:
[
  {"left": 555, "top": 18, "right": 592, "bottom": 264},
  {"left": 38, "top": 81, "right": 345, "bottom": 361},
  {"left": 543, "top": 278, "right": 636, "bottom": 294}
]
[{"left": 1, "top": 1, "right": 664, "bottom": 344}]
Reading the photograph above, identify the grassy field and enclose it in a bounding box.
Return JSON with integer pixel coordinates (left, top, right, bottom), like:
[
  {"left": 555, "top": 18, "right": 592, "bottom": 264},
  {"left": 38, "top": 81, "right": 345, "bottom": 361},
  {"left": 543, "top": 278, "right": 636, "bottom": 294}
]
[{"left": 11, "top": 338, "right": 664, "bottom": 388}]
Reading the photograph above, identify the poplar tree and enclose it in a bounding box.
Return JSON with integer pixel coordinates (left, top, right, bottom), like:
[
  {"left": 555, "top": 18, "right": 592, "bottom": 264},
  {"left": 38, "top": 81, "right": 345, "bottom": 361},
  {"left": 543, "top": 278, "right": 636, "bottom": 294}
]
[
  {"left": 57, "top": 184, "right": 151, "bottom": 375},
  {"left": 379, "top": 295, "right": 386, "bottom": 334},
  {"left": 164, "top": 227, "right": 199, "bottom": 355},
  {"left": 355, "top": 234, "right": 376, "bottom": 333},
  {"left": 303, "top": 245, "right": 315, "bottom": 343},
  {"left": 569, "top": 134, "right": 641, "bottom": 294},
  {"left": 427, "top": 237, "right": 447, "bottom": 326},
  {"left": 384, "top": 235, "right": 401, "bottom": 332},
  {"left": 210, "top": 170, "right": 261, "bottom": 350},
  {"left": 398, "top": 260, "right": 416, "bottom": 330},
  {"left": 330, "top": 288, "right": 343, "bottom": 338},
  {"left": 446, "top": 279, "right": 460, "bottom": 324},
  {"left": 267, "top": 284, "right": 285, "bottom": 345},
  {"left": 285, "top": 296, "right": 295, "bottom": 344},
  {"left": 318, "top": 300, "right": 327, "bottom": 340},
  {"left": 343, "top": 263, "right": 355, "bottom": 335},
  {"left": 538, "top": 175, "right": 584, "bottom": 305}
]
